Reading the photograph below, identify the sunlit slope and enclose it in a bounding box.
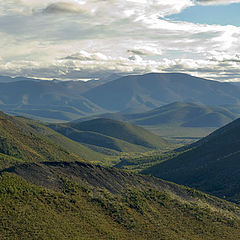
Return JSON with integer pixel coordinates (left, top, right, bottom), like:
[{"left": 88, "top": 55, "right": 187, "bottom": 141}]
[
  {"left": 0, "top": 111, "right": 83, "bottom": 169},
  {"left": 50, "top": 118, "right": 168, "bottom": 152},
  {"left": 0, "top": 161, "right": 239, "bottom": 240}
]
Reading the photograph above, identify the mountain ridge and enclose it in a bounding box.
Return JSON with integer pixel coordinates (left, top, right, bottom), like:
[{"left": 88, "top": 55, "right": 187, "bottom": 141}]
[{"left": 83, "top": 73, "right": 240, "bottom": 112}]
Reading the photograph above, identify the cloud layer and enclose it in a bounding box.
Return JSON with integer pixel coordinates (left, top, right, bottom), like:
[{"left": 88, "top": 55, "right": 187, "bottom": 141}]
[
  {"left": 196, "top": 0, "right": 240, "bottom": 5},
  {"left": 0, "top": 0, "right": 240, "bottom": 81}
]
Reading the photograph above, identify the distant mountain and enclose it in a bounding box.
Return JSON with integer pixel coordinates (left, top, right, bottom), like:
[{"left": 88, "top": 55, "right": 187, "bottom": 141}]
[
  {"left": 0, "top": 76, "right": 43, "bottom": 83},
  {"left": 1, "top": 161, "right": 239, "bottom": 239},
  {"left": 76, "top": 102, "right": 238, "bottom": 128},
  {"left": 142, "top": 117, "right": 240, "bottom": 202},
  {"left": 49, "top": 118, "right": 168, "bottom": 153},
  {"left": 0, "top": 79, "right": 106, "bottom": 121},
  {"left": 84, "top": 73, "right": 240, "bottom": 111},
  {"left": 2, "top": 73, "right": 240, "bottom": 122},
  {"left": 230, "top": 82, "right": 240, "bottom": 87}
]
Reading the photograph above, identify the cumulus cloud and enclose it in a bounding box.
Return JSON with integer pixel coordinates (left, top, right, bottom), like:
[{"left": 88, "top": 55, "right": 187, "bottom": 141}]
[
  {"left": 64, "top": 51, "right": 110, "bottom": 61},
  {"left": 43, "top": 1, "right": 85, "bottom": 14}
]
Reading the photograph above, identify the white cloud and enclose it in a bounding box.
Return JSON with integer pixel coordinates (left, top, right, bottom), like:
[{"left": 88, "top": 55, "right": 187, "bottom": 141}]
[
  {"left": 42, "top": 1, "right": 86, "bottom": 14},
  {"left": 196, "top": 0, "right": 240, "bottom": 5},
  {"left": 64, "top": 51, "right": 110, "bottom": 61},
  {"left": 0, "top": 0, "right": 240, "bottom": 81}
]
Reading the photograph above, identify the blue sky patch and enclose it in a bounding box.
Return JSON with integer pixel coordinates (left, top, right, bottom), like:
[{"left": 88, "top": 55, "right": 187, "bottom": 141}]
[{"left": 169, "top": 3, "right": 240, "bottom": 26}]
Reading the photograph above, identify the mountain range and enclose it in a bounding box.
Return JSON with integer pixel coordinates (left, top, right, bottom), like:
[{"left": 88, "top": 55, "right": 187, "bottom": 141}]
[
  {"left": 1, "top": 73, "right": 240, "bottom": 122},
  {"left": 83, "top": 73, "right": 240, "bottom": 112}
]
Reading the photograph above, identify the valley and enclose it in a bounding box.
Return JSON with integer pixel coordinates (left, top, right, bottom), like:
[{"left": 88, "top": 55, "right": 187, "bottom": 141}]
[
  {"left": 1, "top": 73, "right": 240, "bottom": 239},
  {"left": 2, "top": 1, "right": 240, "bottom": 238}
]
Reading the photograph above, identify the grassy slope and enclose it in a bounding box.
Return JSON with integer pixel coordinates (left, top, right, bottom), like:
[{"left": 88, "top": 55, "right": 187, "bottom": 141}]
[
  {"left": 51, "top": 118, "right": 168, "bottom": 151},
  {"left": 0, "top": 112, "right": 83, "bottom": 170},
  {"left": 49, "top": 124, "right": 151, "bottom": 153},
  {"left": 17, "top": 117, "right": 111, "bottom": 164},
  {"left": 9, "top": 108, "right": 83, "bottom": 122},
  {"left": 0, "top": 161, "right": 240, "bottom": 240},
  {"left": 142, "top": 118, "right": 240, "bottom": 202}
]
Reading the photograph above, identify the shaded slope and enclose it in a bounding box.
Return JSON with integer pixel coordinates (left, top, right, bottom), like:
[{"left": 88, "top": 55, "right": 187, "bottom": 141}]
[
  {"left": 50, "top": 118, "right": 168, "bottom": 152},
  {"left": 84, "top": 73, "right": 240, "bottom": 111},
  {"left": 143, "top": 118, "right": 240, "bottom": 202},
  {"left": 0, "top": 161, "right": 240, "bottom": 239}
]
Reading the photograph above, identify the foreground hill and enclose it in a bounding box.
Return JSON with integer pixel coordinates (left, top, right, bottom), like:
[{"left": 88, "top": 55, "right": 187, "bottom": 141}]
[
  {"left": 84, "top": 73, "right": 240, "bottom": 112},
  {"left": 0, "top": 161, "right": 239, "bottom": 239},
  {"left": 77, "top": 102, "right": 238, "bottom": 128},
  {"left": 143, "top": 118, "right": 240, "bottom": 202},
  {"left": 0, "top": 111, "right": 118, "bottom": 169},
  {"left": 0, "top": 111, "right": 83, "bottom": 169},
  {"left": 49, "top": 118, "right": 168, "bottom": 153}
]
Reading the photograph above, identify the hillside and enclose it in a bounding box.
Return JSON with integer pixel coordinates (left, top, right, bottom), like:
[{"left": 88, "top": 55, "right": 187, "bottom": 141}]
[
  {"left": 0, "top": 161, "right": 240, "bottom": 239},
  {"left": 142, "top": 118, "right": 240, "bottom": 202},
  {"left": 0, "top": 111, "right": 120, "bottom": 169},
  {"left": 130, "top": 102, "right": 237, "bottom": 127},
  {"left": 0, "top": 111, "right": 84, "bottom": 170},
  {"left": 83, "top": 73, "right": 240, "bottom": 112},
  {"left": 15, "top": 117, "right": 112, "bottom": 164},
  {"left": 77, "top": 102, "right": 238, "bottom": 128},
  {"left": 49, "top": 118, "right": 168, "bottom": 153}
]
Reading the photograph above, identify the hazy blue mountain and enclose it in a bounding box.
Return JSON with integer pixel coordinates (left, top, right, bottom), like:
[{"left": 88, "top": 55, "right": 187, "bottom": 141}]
[
  {"left": 2, "top": 73, "right": 240, "bottom": 122},
  {"left": 84, "top": 73, "right": 240, "bottom": 111},
  {"left": 0, "top": 80, "right": 106, "bottom": 121},
  {"left": 0, "top": 76, "right": 43, "bottom": 83},
  {"left": 75, "top": 102, "right": 238, "bottom": 128}
]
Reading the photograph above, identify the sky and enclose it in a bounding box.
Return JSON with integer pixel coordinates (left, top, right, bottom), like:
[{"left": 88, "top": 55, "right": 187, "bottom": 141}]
[{"left": 1, "top": 0, "right": 240, "bottom": 81}]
